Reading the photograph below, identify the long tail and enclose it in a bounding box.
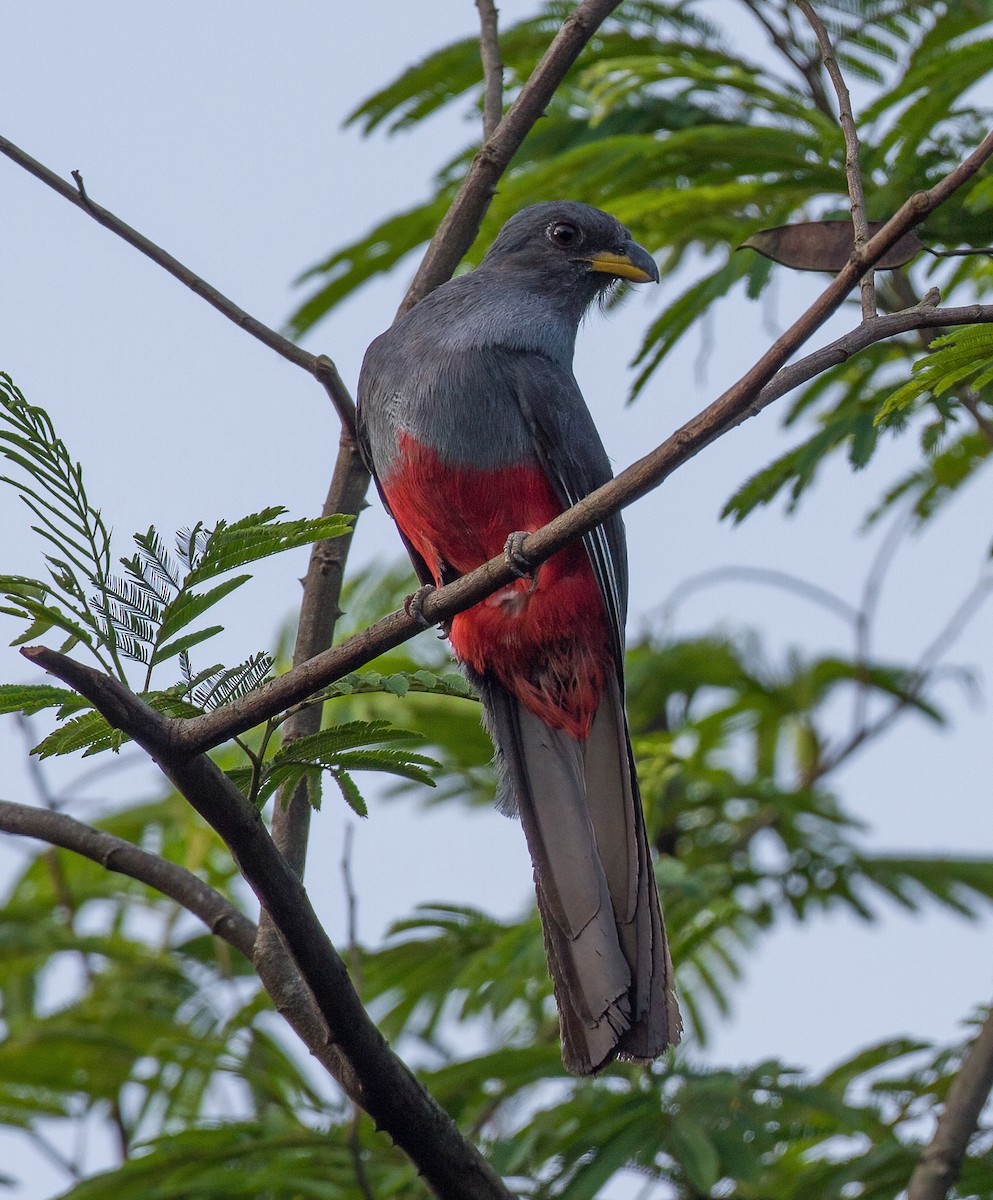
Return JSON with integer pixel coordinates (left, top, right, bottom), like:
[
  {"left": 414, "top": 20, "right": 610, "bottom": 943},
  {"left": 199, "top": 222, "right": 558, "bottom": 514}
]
[{"left": 475, "top": 670, "right": 681, "bottom": 1074}]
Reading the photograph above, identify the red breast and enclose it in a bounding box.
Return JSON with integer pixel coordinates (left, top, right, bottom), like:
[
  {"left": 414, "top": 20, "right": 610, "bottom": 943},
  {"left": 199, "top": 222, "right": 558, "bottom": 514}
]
[{"left": 383, "top": 432, "right": 612, "bottom": 739}]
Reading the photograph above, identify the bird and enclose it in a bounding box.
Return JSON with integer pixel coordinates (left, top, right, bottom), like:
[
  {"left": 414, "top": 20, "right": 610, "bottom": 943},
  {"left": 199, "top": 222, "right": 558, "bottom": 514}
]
[{"left": 357, "top": 200, "right": 681, "bottom": 1074}]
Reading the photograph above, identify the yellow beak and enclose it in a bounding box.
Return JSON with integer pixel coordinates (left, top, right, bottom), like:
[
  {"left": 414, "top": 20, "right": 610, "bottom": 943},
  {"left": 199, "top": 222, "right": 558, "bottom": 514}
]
[{"left": 587, "top": 241, "right": 660, "bottom": 284}]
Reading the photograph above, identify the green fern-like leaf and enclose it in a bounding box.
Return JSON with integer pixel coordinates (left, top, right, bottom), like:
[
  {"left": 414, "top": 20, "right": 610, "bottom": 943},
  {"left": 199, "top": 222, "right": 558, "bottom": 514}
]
[
  {"left": 191, "top": 654, "right": 274, "bottom": 710},
  {"left": 31, "top": 710, "right": 124, "bottom": 759},
  {"left": 329, "top": 769, "right": 367, "bottom": 817},
  {"left": 251, "top": 720, "right": 440, "bottom": 812},
  {"left": 155, "top": 575, "right": 250, "bottom": 646},
  {"left": 0, "top": 575, "right": 96, "bottom": 652},
  {"left": 0, "top": 684, "right": 87, "bottom": 718},
  {"left": 876, "top": 326, "right": 993, "bottom": 423},
  {"left": 183, "top": 510, "right": 352, "bottom": 586},
  {"left": 308, "top": 668, "right": 476, "bottom": 705},
  {"left": 0, "top": 376, "right": 120, "bottom": 672}
]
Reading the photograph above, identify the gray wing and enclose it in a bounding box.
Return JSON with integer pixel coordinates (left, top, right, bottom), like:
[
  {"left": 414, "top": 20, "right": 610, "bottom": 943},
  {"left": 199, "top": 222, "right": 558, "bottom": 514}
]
[{"left": 507, "top": 351, "right": 629, "bottom": 674}]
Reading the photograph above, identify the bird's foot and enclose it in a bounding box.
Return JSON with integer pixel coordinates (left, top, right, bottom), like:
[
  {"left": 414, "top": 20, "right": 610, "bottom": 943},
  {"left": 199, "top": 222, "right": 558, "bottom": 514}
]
[
  {"left": 504, "top": 531, "right": 538, "bottom": 592},
  {"left": 404, "top": 584, "right": 437, "bottom": 629}
]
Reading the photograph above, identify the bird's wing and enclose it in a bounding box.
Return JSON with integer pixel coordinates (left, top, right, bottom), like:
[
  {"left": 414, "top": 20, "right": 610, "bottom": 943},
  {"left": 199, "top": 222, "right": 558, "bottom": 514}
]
[
  {"left": 508, "top": 351, "right": 630, "bottom": 674},
  {"left": 356, "top": 383, "right": 438, "bottom": 591}
]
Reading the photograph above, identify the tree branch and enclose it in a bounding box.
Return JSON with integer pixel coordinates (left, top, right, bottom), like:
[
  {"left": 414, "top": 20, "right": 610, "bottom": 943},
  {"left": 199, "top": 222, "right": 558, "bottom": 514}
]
[
  {"left": 0, "top": 797, "right": 257, "bottom": 957},
  {"left": 4, "top": 11, "right": 651, "bottom": 1189},
  {"left": 254, "top": 430, "right": 372, "bottom": 1108},
  {"left": 797, "top": 0, "right": 875, "bottom": 316},
  {"left": 142, "top": 292, "right": 992, "bottom": 756},
  {"left": 400, "top": 0, "right": 625, "bottom": 312},
  {"left": 907, "top": 1003, "right": 993, "bottom": 1200},
  {"left": 266, "top": 432, "right": 370, "bottom": 878},
  {"left": 476, "top": 0, "right": 504, "bottom": 141},
  {"left": 0, "top": 792, "right": 365, "bottom": 1105},
  {"left": 11, "top": 650, "right": 511, "bottom": 1200},
  {"left": 0, "top": 134, "right": 356, "bottom": 432}
]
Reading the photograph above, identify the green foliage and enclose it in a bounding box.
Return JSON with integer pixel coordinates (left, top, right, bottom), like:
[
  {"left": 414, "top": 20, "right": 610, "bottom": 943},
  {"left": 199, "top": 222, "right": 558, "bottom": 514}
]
[
  {"left": 51, "top": 1119, "right": 423, "bottom": 1200},
  {"left": 0, "top": 384, "right": 455, "bottom": 821},
  {"left": 3, "top": 565, "right": 993, "bottom": 1195},
  {"left": 225, "top": 719, "right": 440, "bottom": 812},
  {"left": 0, "top": 374, "right": 352, "bottom": 693},
  {"left": 289, "top": 1, "right": 993, "bottom": 540},
  {"left": 877, "top": 324, "right": 993, "bottom": 420},
  {"left": 4, "top": 5, "right": 993, "bottom": 1198}
]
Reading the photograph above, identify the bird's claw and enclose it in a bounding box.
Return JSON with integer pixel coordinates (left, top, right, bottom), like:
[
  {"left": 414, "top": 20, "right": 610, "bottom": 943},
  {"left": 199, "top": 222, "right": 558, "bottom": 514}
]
[
  {"left": 404, "top": 584, "right": 437, "bottom": 629},
  {"left": 504, "top": 531, "right": 538, "bottom": 592}
]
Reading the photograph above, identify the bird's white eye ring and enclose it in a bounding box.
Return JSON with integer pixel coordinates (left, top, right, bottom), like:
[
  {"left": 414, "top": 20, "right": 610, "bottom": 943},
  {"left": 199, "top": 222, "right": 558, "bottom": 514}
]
[{"left": 548, "top": 221, "right": 581, "bottom": 247}]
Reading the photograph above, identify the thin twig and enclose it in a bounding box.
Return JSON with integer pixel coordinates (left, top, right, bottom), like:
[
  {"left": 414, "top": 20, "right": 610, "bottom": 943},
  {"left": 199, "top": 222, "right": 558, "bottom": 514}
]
[
  {"left": 797, "top": 0, "right": 875, "bottom": 317},
  {"left": 25, "top": 1126, "right": 80, "bottom": 1182},
  {"left": 852, "top": 506, "right": 914, "bottom": 734},
  {"left": 342, "top": 823, "right": 361, "bottom": 972},
  {"left": 817, "top": 571, "right": 993, "bottom": 779},
  {"left": 907, "top": 1003, "right": 993, "bottom": 1200},
  {"left": 740, "top": 0, "right": 833, "bottom": 115},
  {"left": 108, "top": 1097, "right": 130, "bottom": 1163},
  {"left": 476, "top": 0, "right": 504, "bottom": 140},
  {"left": 960, "top": 392, "right": 993, "bottom": 446},
  {"left": 660, "top": 564, "right": 860, "bottom": 629},
  {"left": 0, "top": 133, "right": 356, "bottom": 431},
  {"left": 349, "top": 1112, "right": 376, "bottom": 1200}
]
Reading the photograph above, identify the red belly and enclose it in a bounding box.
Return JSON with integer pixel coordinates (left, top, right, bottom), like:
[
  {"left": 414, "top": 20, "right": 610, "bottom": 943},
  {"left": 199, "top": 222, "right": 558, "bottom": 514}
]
[{"left": 382, "top": 433, "right": 611, "bottom": 739}]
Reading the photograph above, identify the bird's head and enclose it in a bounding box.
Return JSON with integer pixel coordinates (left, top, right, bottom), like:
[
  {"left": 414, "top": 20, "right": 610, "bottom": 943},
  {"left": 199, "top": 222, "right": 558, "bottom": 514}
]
[{"left": 479, "top": 201, "right": 659, "bottom": 315}]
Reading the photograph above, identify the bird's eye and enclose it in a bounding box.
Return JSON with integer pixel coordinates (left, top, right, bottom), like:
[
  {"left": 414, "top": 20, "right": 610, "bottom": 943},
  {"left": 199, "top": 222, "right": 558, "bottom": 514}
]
[{"left": 548, "top": 221, "right": 581, "bottom": 247}]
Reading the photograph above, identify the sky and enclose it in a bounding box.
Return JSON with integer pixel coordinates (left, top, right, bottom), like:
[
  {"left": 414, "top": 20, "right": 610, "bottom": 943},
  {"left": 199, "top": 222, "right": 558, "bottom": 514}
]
[{"left": 2, "top": 3, "right": 992, "bottom": 1195}]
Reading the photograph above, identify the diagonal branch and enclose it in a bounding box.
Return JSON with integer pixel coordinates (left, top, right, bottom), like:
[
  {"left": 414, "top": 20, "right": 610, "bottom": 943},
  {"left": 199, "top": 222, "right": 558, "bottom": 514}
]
[
  {"left": 0, "top": 797, "right": 257, "bottom": 957},
  {"left": 0, "top": 133, "right": 356, "bottom": 431},
  {"left": 146, "top": 291, "right": 993, "bottom": 754},
  {"left": 13, "top": 648, "right": 512, "bottom": 1200},
  {"left": 21, "top": 301, "right": 993, "bottom": 769},
  {"left": 0, "top": 794, "right": 368, "bottom": 1108},
  {"left": 907, "top": 1002, "right": 993, "bottom": 1200}
]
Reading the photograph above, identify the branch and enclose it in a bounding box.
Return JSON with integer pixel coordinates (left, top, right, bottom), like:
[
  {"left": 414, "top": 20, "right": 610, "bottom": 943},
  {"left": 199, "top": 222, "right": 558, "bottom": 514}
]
[
  {"left": 0, "top": 798, "right": 257, "bottom": 957},
  {"left": 0, "top": 792, "right": 367, "bottom": 1103},
  {"left": 476, "top": 0, "right": 504, "bottom": 140},
  {"left": 149, "top": 292, "right": 993, "bottom": 755},
  {"left": 254, "top": 432, "right": 371, "bottom": 1107},
  {"left": 816, "top": 569, "right": 993, "bottom": 781},
  {"left": 15, "top": 648, "right": 511, "bottom": 1200},
  {"left": 797, "top": 0, "right": 875, "bottom": 316},
  {"left": 267, "top": 435, "right": 370, "bottom": 876},
  {"left": 661, "top": 565, "right": 860, "bottom": 628},
  {"left": 400, "top": 0, "right": 625, "bottom": 312},
  {"left": 0, "top": 134, "right": 356, "bottom": 431},
  {"left": 907, "top": 1003, "right": 993, "bottom": 1200}
]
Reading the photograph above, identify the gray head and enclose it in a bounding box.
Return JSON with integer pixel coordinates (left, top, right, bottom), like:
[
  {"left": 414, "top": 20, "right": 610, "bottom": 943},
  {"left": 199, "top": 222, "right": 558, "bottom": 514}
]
[{"left": 479, "top": 201, "right": 659, "bottom": 313}]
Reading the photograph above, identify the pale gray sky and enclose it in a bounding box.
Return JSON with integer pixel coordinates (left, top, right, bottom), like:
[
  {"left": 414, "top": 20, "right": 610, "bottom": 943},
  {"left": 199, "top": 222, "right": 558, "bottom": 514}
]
[{"left": 2, "top": 4, "right": 992, "bottom": 1195}]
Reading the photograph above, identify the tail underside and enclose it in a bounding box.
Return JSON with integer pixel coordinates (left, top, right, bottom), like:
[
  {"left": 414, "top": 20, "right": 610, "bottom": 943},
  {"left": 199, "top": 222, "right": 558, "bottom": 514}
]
[{"left": 476, "top": 671, "right": 681, "bottom": 1075}]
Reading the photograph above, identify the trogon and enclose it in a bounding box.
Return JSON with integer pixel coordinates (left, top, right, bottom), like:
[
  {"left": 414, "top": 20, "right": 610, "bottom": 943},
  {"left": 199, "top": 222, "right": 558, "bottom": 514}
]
[{"left": 357, "top": 201, "right": 681, "bottom": 1074}]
